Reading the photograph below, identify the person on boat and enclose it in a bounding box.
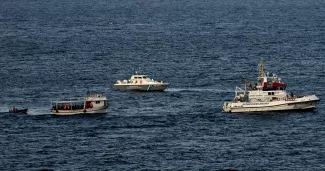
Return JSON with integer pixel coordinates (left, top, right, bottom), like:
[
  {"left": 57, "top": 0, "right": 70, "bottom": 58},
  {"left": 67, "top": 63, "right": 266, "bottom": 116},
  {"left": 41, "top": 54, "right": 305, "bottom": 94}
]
[
  {"left": 89, "top": 102, "right": 93, "bottom": 108},
  {"left": 12, "top": 107, "right": 17, "bottom": 112}
]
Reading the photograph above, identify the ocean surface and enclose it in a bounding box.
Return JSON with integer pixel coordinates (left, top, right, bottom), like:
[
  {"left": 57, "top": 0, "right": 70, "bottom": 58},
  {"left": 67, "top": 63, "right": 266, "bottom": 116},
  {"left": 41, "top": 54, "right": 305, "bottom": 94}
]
[{"left": 1, "top": 0, "right": 325, "bottom": 170}]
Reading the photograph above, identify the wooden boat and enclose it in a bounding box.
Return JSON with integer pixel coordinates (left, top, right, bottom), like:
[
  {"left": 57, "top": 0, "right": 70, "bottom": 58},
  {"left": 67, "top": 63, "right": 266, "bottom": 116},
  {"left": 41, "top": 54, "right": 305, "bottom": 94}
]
[{"left": 51, "top": 91, "right": 108, "bottom": 116}]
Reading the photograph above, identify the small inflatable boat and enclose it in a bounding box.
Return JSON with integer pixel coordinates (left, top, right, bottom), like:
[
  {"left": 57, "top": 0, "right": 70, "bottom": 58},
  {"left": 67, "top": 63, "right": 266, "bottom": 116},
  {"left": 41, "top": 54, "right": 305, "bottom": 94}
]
[{"left": 9, "top": 108, "right": 28, "bottom": 114}]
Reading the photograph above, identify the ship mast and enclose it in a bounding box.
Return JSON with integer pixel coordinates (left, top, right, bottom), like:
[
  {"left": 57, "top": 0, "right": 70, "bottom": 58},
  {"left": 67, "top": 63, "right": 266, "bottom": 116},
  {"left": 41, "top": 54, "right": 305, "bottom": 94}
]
[{"left": 258, "top": 58, "right": 264, "bottom": 78}]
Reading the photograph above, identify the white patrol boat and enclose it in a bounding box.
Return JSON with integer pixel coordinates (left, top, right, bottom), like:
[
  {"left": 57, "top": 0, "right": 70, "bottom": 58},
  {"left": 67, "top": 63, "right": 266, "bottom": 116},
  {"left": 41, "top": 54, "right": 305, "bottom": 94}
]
[
  {"left": 51, "top": 91, "right": 108, "bottom": 115},
  {"left": 114, "top": 72, "right": 169, "bottom": 91},
  {"left": 222, "top": 59, "right": 319, "bottom": 113}
]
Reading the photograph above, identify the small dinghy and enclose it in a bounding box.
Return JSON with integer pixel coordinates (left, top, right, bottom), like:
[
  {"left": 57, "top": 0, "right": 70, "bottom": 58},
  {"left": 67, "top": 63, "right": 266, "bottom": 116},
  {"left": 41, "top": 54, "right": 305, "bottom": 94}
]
[{"left": 9, "top": 107, "right": 28, "bottom": 114}]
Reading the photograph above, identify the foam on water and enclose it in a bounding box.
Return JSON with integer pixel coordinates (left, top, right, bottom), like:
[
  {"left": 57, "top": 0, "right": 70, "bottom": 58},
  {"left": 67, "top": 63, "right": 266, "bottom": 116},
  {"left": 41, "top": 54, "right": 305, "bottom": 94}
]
[{"left": 166, "top": 88, "right": 233, "bottom": 93}]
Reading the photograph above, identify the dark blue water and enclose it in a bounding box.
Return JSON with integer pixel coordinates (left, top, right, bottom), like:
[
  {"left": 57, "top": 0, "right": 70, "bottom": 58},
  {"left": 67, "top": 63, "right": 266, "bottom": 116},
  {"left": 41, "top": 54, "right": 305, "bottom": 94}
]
[{"left": 1, "top": 0, "right": 325, "bottom": 170}]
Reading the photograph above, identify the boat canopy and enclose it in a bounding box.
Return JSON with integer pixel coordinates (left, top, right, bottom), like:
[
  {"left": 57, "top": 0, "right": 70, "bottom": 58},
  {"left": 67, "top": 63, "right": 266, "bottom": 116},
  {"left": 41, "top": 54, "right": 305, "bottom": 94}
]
[
  {"left": 131, "top": 75, "right": 148, "bottom": 79},
  {"left": 52, "top": 98, "right": 85, "bottom": 104}
]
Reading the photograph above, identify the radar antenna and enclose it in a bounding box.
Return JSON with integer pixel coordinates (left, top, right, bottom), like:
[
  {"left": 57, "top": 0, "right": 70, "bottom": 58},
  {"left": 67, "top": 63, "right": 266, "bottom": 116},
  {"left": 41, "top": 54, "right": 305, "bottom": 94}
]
[{"left": 258, "top": 58, "right": 264, "bottom": 78}]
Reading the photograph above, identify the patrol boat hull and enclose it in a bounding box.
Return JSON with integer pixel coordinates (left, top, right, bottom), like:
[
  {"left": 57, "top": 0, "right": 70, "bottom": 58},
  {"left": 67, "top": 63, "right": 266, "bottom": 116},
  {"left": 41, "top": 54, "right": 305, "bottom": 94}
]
[{"left": 114, "top": 84, "right": 168, "bottom": 91}]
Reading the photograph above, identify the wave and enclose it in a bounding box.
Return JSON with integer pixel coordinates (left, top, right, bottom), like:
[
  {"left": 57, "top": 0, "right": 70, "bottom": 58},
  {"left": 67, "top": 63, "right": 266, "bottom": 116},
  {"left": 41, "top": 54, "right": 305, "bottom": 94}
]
[{"left": 166, "top": 88, "right": 233, "bottom": 93}]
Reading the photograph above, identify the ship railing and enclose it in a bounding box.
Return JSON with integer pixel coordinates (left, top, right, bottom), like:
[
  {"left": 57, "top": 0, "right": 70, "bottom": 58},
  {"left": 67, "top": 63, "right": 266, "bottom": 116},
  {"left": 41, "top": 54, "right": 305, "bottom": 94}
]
[
  {"left": 295, "top": 94, "right": 316, "bottom": 99},
  {"left": 282, "top": 94, "right": 313, "bottom": 101},
  {"left": 272, "top": 97, "right": 296, "bottom": 101},
  {"left": 285, "top": 98, "right": 296, "bottom": 101},
  {"left": 300, "top": 95, "right": 313, "bottom": 98}
]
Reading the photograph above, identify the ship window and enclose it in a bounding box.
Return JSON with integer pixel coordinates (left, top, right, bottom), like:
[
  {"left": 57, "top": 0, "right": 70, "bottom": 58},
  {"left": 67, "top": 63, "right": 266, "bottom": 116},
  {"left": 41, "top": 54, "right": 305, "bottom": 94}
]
[
  {"left": 143, "top": 76, "right": 147, "bottom": 79},
  {"left": 96, "top": 101, "right": 100, "bottom": 104}
]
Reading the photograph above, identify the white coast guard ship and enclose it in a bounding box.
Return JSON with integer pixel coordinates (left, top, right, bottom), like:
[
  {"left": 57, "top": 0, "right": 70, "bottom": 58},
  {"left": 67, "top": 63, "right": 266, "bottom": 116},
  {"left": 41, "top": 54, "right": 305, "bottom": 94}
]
[
  {"left": 114, "top": 72, "right": 169, "bottom": 91},
  {"left": 222, "top": 59, "right": 319, "bottom": 113},
  {"left": 51, "top": 91, "right": 108, "bottom": 115}
]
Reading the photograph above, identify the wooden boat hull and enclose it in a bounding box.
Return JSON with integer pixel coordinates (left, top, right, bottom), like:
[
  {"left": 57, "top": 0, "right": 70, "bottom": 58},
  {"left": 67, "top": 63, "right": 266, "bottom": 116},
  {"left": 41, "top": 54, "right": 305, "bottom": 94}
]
[{"left": 51, "top": 107, "right": 108, "bottom": 116}]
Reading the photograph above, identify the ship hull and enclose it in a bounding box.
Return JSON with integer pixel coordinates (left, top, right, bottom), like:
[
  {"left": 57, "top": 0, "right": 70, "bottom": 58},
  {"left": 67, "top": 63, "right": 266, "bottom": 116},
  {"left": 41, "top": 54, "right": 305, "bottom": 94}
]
[
  {"left": 114, "top": 84, "right": 168, "bottom": 91},
  {"left": 223, "top": 95, "right": 319, "bottom": 113},
  {"left": 51, "top": 107, "right": 108, "bottom": 116}
]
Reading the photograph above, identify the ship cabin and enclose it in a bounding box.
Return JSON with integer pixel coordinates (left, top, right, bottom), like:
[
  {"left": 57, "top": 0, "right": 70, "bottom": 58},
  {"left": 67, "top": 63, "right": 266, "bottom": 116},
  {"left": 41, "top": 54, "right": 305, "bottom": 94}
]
[
  {"left": 85, "top": 91, "right": 107, "bottom": 107},
  {"left": 131, "top": 75, "right": 148, "bottom": 80},
  {"left": 248, "top": 89, "right": 287, "bottom": 102},
  {"left": 259, "top": 72, "right": 286, "bottom": 91},
  {"left": 129, "top": 75, "right": 150, "bottom": 84},
  {"left": 52, "top": 91, "right": 107, "bottom": 111}
]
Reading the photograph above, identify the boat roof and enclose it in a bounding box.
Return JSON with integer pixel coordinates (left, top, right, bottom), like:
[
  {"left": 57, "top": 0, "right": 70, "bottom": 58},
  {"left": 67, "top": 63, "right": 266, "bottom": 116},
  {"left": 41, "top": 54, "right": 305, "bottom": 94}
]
[
  {"left": 52, "top": 91, "right": 106, "bottom": 103},
  {"left": 52, "top": 97, "right": 106, "bottom": 103},
  {"left": 52, "top": 100, "right": 85, "bottom": 103},
  {"left": 132, "top": 74, "right": 148, "bottom": 76},
  {"left": 131, "top": 75, "right": 148, "bottom": 78}
]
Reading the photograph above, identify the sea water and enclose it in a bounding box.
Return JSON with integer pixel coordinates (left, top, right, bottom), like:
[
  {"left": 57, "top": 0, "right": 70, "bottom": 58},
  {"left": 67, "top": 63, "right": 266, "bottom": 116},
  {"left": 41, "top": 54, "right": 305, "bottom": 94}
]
[{"left": 0, "top": 0, "right": 325, "bottom": 170}]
